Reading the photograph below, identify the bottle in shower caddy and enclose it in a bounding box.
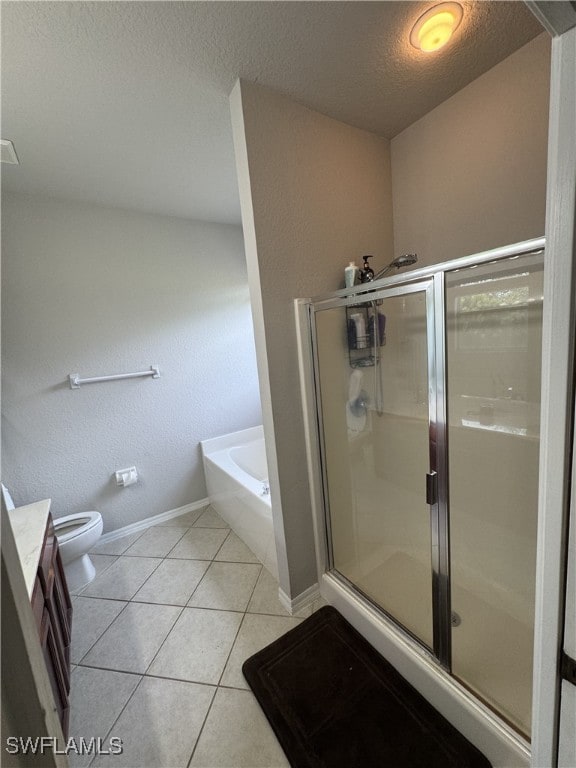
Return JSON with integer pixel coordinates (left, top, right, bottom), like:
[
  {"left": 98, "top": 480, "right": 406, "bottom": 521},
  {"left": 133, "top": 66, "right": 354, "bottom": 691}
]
[
  {"left": 350, "top": 312, "right": 367, "bottom": 349},
  {"left": 368, "top": 310, "right": 386, "bottom": 347},
  {"left": 359, "top": 255, "right": 375, "bottom": 283}
]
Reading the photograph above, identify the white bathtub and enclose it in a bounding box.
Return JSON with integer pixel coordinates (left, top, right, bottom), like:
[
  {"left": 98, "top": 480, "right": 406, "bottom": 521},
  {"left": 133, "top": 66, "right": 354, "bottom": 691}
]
[{"left": 201, "top": 426, "right": 278, "bottom": 580}]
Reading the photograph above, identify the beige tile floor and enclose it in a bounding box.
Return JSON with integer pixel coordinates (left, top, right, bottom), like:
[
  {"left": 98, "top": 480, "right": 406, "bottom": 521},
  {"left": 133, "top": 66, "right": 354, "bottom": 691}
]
[{"left": 70, "top": 506, "right": 325, "bottom": 768}]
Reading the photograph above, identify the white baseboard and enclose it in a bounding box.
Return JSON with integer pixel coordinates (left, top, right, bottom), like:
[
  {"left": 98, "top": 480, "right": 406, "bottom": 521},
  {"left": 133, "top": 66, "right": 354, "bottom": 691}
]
[
  {"left": 98, "top": 498, "right": 210, "bottom": 544},
  {"left": 278, "top": 582, "right": 320, "bottom": 615}
]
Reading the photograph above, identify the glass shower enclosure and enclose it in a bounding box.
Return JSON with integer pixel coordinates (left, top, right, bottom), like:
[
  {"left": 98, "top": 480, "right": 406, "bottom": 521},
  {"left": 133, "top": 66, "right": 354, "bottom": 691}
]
[{"left": 306, "top": 240, "right": 544, "bottom": 737}]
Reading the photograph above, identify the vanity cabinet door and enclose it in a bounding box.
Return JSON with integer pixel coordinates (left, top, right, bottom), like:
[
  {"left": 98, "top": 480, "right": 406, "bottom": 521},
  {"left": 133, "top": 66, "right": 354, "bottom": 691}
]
[
  {"left": 39, "top": 606, "right": 70, "bottom": 738},
  {"left": 33, "top": 514, "right": 73, "bottom": 738},
  {"left": 52, "top": 542, "right": 72, "bottom": 647}
]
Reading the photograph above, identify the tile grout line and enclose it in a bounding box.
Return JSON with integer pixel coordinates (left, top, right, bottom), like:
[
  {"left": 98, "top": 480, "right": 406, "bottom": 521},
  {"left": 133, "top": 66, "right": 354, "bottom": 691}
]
[
  {"left": 75, "top": 662, "right": 143, "bottom": 678},
  {"left": 70, "top": 555, "right": 265, "bottom": 592},
  {"left": 115, "top": 516, "right": 222, "bottom": 559},
  {"left": 85, "top": 673, "right": 146, "bottom": 768},
  {"left": 88, "top": 508, "right": 216, "bottom": 558},
  {"left": 131, "top": 559, "right": 210, "bottom": 606},
  {"left": 185, "top": 682, "right": 218, "bottom": 768},
  {"left": 213, "top": 527, "right": 232, "bottom": 559},
  {"left": 141, "top": 601, "right": 189, "bottom": 677},
  {"left": 215, "top": 562, "right": 263, "bottom": 688},
  {"left": 71, "top": 510, "right": 294, "bottom": 767},
  {"left": 78, "top": 549, "right": 195, "bottom": 767},
  {"left": 74, "top": 600, "right": 131, "bottom": 667},
  {"left": 138, "top": 528, "right": 232, "bottom": 679},
  {"left": 75, "top": 661, "right": 251, "bottom": 692},
  {"left": 75, "top": 657, "right": 264, "bottom": 695},
  {"left": 75, "top": 556, "right": 290, "bottom": 658},
  {"left": 76, "top": 553, "right": 199, "bottom": 768},
  {"left": 74, "top": 590, "right": 299, "bottom": 619},
  {"left": 183, "top": 563, "right": 214, "bottom": 607},
  {"left": 131, "top": 528, "right": 230, "bottom": 768},
  {"left": 123, "top": 524, "right": 191, "bottom": 559},
  {"left": 79, "top": 553, "right": 166, "bottom": 602},
  {"left": 87, "top": 524, "right": 149, "bottom": 559},
  {"left": 187, "top": 557, "right": 263, "bottom": 768},
  {"left": 185, "top": 561, "right": 262, "bottom": 610},
  {"left": 75, "top": 555, "right": 169, "bottom": 668},
  {"left": 163, "top": 524, "right": 230, "bottom": 561},
  {"left": 73, "top": 560, "right": 120, "bottom": 597}
]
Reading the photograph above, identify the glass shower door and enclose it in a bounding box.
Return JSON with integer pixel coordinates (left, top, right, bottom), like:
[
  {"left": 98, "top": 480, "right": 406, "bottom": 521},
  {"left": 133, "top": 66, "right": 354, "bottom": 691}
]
[
  {"left": 308, "top": 243, "right": 544, "bottom": 735},
  {"left": 313, "top": 282, "right": 437, "bottom": 650},
  {"left": 446, "top": 253, "right": 543, "bottom": 736}
]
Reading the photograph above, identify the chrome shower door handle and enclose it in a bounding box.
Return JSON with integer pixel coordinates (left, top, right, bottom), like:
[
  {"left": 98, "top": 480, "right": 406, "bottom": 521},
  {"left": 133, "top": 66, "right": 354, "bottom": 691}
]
[{"left": 426, "top": 471, "right": 438, "bottom": 506}]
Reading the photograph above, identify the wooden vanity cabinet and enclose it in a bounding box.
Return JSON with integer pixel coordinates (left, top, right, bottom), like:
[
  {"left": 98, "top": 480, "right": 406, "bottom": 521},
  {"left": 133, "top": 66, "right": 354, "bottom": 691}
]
[{"left": 31, "top": 513, "right": 73, "bottom": 737}]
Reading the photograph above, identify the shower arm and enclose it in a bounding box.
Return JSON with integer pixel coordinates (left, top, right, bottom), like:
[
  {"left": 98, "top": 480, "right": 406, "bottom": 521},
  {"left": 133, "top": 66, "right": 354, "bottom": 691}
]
[{"left": 373, "top": 263, "right": 397, "bottom": 281}]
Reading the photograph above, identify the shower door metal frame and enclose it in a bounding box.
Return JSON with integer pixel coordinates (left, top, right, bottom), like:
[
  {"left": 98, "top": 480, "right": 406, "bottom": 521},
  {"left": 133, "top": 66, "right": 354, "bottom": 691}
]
[
  {"left": 305, "top": 236, "right": 546, "bottom": 675},
  {"left": 431, "top": 272, "right": 451, "bottom": 669},
  {"left": 309, "top": 276, "right": 452, "bottom": 668},
  {"left": 296, "top": 237, "right": 545, "bottom": 763}
]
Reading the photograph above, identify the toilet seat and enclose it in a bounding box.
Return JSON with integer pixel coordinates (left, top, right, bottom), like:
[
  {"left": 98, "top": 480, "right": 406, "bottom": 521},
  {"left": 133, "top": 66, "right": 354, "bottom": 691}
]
[{"left": 54, "top": 511, "right": 101, "bottom": 543}]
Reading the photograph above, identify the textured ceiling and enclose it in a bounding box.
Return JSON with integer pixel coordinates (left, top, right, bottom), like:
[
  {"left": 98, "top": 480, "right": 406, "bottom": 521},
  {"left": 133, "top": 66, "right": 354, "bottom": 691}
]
[{"left": 1, "top": 1, "right": 543, "bottom": 224}]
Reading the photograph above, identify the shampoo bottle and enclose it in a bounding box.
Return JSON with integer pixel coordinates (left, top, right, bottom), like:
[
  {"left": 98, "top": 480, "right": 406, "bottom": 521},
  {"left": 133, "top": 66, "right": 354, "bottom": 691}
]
[{"left": 344, "top": 261, "right": 358, "bottom": 288}]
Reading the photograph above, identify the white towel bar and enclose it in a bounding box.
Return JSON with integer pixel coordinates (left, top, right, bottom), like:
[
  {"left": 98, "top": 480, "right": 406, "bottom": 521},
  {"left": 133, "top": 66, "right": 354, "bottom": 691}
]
[{"left": 69, "top": 366, "right": 160, "bottom": 389}]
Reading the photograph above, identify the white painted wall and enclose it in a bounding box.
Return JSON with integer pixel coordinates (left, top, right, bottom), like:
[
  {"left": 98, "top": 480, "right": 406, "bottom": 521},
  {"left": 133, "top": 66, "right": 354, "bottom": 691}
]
[
  {"left": 1, "top": 192, "right": 261, "bottom": 531},
  {"left": 531, "top": 23, "right": 576, "bottom": 767},
  {"left": 230, "top": 80, "right": 394, "bottom": 597},
  {"left": 391, "top": 34, "right": 551, "bottom": 266},
  {"left": 559, "top": 482, "right": 575, "bottom": 767}
]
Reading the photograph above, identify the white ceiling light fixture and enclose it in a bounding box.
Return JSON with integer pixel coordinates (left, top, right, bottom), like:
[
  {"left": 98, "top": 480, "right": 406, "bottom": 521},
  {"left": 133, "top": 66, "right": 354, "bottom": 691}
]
[
  {"left": 1, "top": 139, "right": 20, "bottom": 164},
  {"left": 410, "top": 3, "right": 464, "bottom": 53}
]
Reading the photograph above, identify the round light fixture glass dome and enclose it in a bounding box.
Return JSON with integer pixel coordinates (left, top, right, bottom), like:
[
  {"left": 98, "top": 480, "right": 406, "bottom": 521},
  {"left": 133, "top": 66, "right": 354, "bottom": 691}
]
[{"left": 410, "top": 2, "right": 463, "bottom": 53}]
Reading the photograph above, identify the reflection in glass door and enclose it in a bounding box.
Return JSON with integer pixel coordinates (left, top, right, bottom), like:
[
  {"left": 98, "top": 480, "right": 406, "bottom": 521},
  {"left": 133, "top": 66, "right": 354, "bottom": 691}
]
[
  {"left": 446, "top": 255, "right": 543, "bottom": 735},
  {"left": 313, "top": 282, "right": 437, "bottom": 650}
]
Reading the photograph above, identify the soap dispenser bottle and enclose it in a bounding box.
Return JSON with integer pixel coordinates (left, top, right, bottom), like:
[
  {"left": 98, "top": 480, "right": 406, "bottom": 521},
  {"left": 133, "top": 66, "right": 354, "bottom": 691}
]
[{"left": 359, "top": 255, "right": 375, "bottom": 283}]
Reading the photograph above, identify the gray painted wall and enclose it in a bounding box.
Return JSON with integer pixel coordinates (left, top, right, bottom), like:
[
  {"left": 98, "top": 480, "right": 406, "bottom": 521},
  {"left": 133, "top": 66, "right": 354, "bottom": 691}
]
[
  {"left": 229, "top": 33, "right": 551, "bottom": 600},
  {"left": 230, "top": 80, "right": 395, "bottom": 598},
  {"left": 1, "top": 192, "right": 261, "bottom": 531},
  {"left": 391, "top": 34, "right": 551, "bottom": 266}
]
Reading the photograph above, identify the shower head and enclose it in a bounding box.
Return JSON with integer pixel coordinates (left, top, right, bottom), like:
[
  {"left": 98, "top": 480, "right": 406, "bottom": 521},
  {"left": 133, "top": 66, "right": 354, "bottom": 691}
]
[
  {"left": 373, "top": 253, "right": 418, "bottom": 281},
  {"left": 391, "top": 253, "right": 418, "bottom": 268}
]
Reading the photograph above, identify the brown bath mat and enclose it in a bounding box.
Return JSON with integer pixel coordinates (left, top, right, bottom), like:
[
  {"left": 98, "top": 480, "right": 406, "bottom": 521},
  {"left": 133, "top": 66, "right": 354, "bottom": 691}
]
[{"left": 243, "top": 606, "right": 492, "bottom": 768}]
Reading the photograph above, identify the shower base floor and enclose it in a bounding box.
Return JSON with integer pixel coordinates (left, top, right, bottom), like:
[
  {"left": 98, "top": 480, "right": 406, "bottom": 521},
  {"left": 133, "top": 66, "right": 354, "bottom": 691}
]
[{"left": 339, "top": 550, "right": 532, "bottom": 736}]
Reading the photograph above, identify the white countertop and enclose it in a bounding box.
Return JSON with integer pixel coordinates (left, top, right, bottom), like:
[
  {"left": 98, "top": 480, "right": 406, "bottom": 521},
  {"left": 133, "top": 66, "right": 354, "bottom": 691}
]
[{"left": 7, "top": 499, "right": 51, "bottom": 599}]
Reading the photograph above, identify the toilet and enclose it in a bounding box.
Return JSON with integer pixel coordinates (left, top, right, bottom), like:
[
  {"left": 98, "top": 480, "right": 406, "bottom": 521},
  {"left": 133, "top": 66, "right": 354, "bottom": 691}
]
[
  {"left": 52, "top": 511, "right": 103, "bottom": 591},
  {"left": 2, "top": 484, "right": 103, "bottom": 592}
]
